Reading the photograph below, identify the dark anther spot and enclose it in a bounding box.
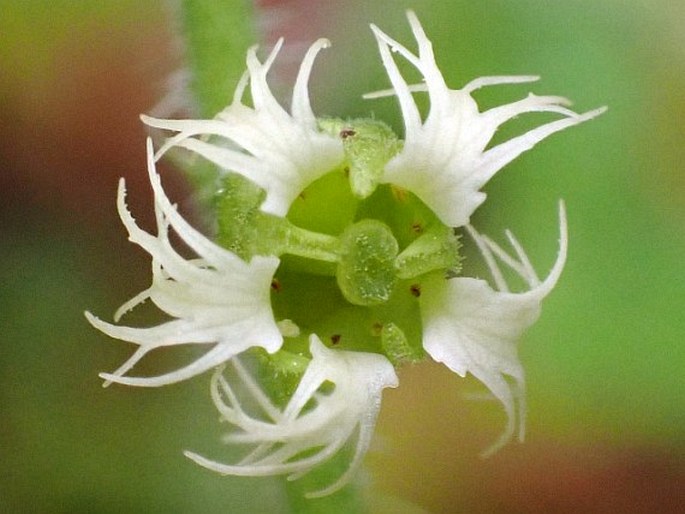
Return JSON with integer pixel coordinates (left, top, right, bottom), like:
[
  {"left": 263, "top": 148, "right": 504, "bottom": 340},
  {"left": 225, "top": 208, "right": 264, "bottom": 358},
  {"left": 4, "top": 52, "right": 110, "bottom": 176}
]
[
  {"left": 270, "top": 278, "right": 281, "bottom": 292},
  {"left": 343, "top": 166, "right": 350, "bottom": 177},
  {"left": 390, "top": 185, "right": 408, "bottom": 202},
  {"left": 331, "top": 334, "right": 341, "bottom": 345},
  {"left": 410, "top": 284, "right": 421, "bottom": 297},
  {"left": 411, "top": 221, "right": 424, "bottom": 234},
  {"left": 371, "top": 322, "right": 383, "bottom": 336},
  {"left": 339, "top": 128, "right": 356, "bottom": 139}
]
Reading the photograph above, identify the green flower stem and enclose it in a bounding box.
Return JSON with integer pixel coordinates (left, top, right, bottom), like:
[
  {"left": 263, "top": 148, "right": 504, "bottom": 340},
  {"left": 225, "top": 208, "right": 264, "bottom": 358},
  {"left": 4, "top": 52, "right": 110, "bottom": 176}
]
[
  {"left": 178, "top": 0, "right": 257, "bottom": 203},
  {"left": 179, "top": 0, "right": 256, "bottom": 117}
]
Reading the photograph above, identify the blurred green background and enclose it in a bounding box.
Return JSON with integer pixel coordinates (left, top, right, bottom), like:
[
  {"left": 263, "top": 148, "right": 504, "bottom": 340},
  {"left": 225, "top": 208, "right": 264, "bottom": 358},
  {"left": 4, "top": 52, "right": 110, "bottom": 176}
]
[{"left": 1, "top": 1, "right": 683, "bottom": 512}]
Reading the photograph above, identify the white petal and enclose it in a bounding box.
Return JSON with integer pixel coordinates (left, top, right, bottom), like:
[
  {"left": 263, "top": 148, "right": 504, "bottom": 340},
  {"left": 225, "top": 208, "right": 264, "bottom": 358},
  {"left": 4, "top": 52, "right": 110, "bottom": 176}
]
[
  {"left": 142, "top": 40, "right": 344, "bottom": 217},
  {"left": 420, "top": 202, "right": 567, "bottom": 454},
  {"left": 85, "top": 140, "right": 282, "bottom": 387},
  {"left": 185, "top": 334, "right": 398, "bottom": 498},
  {"left": 474, "top": 106, "right": 608, "bottom": 188},
  {"left": 462, "top": 75, "right": 540, "bottom": 94},
  {"left": 369, "top": 23, "right": 422, "bottom": 136},
  {"left": 291, "top": 38, "right": 331, "bottom": 126},
  {"left": 371, "top": 11, "right": 606, "bottom": 227}
]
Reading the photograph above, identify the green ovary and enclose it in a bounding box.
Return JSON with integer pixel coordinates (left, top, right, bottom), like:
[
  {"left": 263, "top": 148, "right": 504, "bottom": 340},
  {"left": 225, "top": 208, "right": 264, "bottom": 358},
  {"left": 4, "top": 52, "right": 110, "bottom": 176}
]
[
  {"left": 272, "top": 173, "right": 431, "bottom": 364},
  {"left": 336, "top": 219, "right": 399, "bottom": 307}
]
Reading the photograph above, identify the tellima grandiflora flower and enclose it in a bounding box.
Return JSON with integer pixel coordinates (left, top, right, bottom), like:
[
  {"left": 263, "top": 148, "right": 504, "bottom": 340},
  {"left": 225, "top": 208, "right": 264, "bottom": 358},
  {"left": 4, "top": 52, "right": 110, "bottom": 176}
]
[{"left": 87, "top": 10, "right": 605, "bottom": 497}]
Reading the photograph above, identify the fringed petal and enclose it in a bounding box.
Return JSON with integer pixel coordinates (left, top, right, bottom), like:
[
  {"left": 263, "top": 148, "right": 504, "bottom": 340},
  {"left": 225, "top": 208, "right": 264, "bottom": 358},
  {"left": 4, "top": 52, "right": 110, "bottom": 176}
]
[
  {"left": 142, "top": 39, "right": 344, "bottom": 217},
  {"left": 420, "top": 202, "right": 567, "bottom": 454},
  {"left": 185, "top": 334, "right": 398, "bottom": 498},
  {"left": 85, "top": 141, "right": 282, "bottom": 387},
  {"left": 369, "top": 10, "right": 606, "bottom": 227}
]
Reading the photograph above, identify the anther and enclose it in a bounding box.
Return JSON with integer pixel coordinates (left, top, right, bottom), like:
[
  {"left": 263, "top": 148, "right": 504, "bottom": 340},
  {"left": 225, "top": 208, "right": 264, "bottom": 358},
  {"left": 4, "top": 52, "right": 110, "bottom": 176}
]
[
  {"left": 339, "top": 128, "right": 356, "bottom": 139},
  {"left": 390, "top": 185, "right": 408, "bottom": 202}
]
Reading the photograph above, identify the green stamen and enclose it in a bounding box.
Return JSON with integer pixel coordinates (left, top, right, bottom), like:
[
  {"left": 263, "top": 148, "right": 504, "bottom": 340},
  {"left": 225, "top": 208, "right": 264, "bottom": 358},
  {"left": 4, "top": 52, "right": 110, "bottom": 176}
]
[
  {"left": 319, "top": 118, "right": 402, "bottom": 199},
  {"left": 395, "top": 225, "right": 462, "bottom": 279}
]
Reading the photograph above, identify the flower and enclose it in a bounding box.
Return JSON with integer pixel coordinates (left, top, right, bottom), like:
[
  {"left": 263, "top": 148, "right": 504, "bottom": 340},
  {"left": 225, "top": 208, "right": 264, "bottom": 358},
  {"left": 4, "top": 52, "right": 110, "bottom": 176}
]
[
  {"left": 141, "top": 37, "right": 344, "bottom": 217},
  {"left": 420, "top": 202, "right": 568, "bottom": 456},
  {"left": 185, "top": 335, "right": 398, "bottom": 498},
  {"left": 88, "top": 9, "right": 604, "bottom": 499},
  {"left": 85, "top": 139, "right": 282, "bottom": 387},
  {"left": 368, "top": 11, "right": 606, "bottom": 228}
]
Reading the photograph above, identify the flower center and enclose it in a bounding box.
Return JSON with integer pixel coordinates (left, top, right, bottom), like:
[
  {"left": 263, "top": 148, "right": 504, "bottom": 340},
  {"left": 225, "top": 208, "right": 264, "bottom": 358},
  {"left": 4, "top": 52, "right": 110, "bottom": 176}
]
[{"left": 213, "top": 118, "right": 461, "bottom": 370}]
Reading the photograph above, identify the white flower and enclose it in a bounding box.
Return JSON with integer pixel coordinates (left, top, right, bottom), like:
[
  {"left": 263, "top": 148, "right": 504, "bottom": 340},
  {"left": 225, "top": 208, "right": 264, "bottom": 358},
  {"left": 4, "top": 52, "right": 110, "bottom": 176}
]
[
  {"left": 141, "top": 38, "right": 344, "bottom": 217},
  {"left": 368, "top": 11, "right": 607, "bottom": 228},
  {"left": 419, "top": 202, "right": 568, "bottom": 456},
  {"left": 87, "top": 9, "right": 603, "bottom": 494},
  {"left": 85, "top": 139, "right": 282, "bottom": 387},
  {"left": 184, "top": 334, "right": 399, "bottom": 498}
]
